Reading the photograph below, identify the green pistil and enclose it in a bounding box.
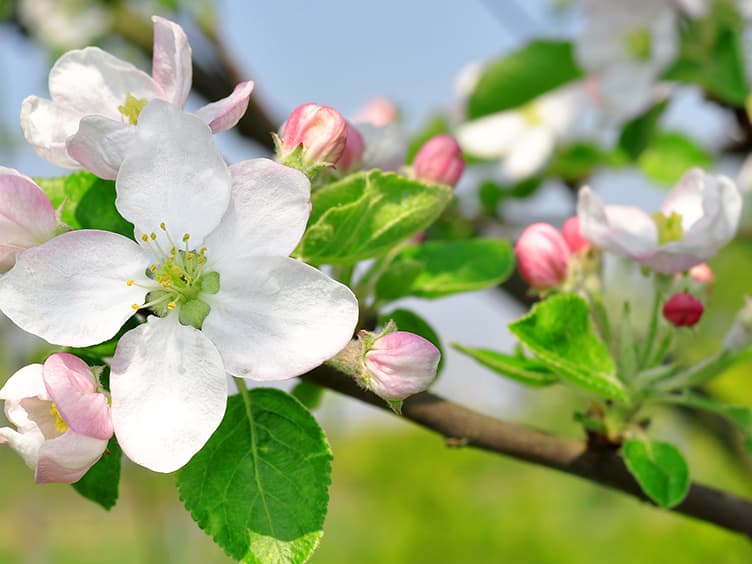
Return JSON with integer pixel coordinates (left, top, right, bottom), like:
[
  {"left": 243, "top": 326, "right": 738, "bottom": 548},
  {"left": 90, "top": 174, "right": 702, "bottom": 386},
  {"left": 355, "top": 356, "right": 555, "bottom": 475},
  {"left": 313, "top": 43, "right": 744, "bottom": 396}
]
[
  {"left": 118, "top": 93, "right": 148, "bottom": 125},
  {"left": 626, "top": 28, "right": 652, "bottom": 62},
  {"left": 652, "top": 211, "right": 684, "bottom": 245}
]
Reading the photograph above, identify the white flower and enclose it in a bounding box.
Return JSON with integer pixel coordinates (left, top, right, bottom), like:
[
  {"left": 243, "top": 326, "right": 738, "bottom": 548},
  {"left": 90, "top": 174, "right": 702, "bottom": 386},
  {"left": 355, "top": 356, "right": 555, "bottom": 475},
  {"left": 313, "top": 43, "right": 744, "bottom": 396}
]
[
  {"left": 21, "top": 15, "right": 253, "bottom": 173},
  {"left": 456, "top": 83, "right": 587, "bottom": 181},
  {"left": 578, "top": 168, "right": 742, "bottom": 274},
  {"left": 18, "top": 0, "right": 110, "bottom": 50},
  {"left": 575, "top": 0, "right": 679, "bottom": 122},
  {"left": 0, "top": 101, "right": 359, "bottom": 472},
  {"left": 0, "top": 353, "right": 113, "bottom": 483}
]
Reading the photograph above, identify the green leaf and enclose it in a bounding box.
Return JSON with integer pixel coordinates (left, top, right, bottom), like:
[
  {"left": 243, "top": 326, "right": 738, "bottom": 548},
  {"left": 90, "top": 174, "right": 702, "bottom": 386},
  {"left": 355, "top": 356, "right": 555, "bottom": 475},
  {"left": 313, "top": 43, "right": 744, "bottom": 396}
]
[
  {"left": 453, "top": 344, "right": 558, "bottom": 387},
  {"left": 478, "top": 177, "right": 543, "bottom": 216},
  {"left": 406, "top": 114, "right": 450, "bottom": 164},
  {"left": 379, "top": 308, "right": 445, "bottom": 373},
  {"left": 297, "top": 171, "right": 452, "bottom": 264},
  {"left": 547, "top": 143, "right": 627, "bottom": 183},
  {"left": 374, "top": 239, "right": 514, "bottom": 300},
  {"left": 290, "top": 380, "right": 325, "bottom": 411},
  {"left": 618, "top": 100, "right": 669, "bottom": 159},
  {"left": 638, "top": 132, "right": 712, "bottom": 185},
  {"left": 72, "top": 437, "right": 122, "bottom": 510},
  {"left": 622, "top": 437, "right": 690, "bottom": 508},
  {"left": 508, "top": 294, "right": 626, "bottom": 401},
  {"left": 177, "top": 390, "right": 332, "bottom": 564},
  {"left": 467, "top": 41, "right": 583, "bottom": 119}
]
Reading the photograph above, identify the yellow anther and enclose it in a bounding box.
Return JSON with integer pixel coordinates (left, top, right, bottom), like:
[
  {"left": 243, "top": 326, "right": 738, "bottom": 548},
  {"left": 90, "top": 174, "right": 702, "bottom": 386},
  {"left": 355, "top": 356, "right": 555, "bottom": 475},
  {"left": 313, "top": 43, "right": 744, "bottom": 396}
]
[
  {"left": 131, "top": 304, "right": 140, "bottom": 310},
  {"left": 150, "top": 232, "right": 157, "bottom": 240},
  {"left": 186, "top": 253, "right": 195, "bottom": 261},
  {"left": 170, "top": 247, "right": 177, "bottom": 255},
  {"left": 198, "top": 256, "right": 207, "bottom": 265},
  {"left": 200, "top": 247, "right": 207, "bottom": 254},
  {"left": 171, "top": 266, "right": 181, "bottom": 276},
  {"left": 182, "top": 233, "right": 190, "bottom": 242},
  {"left": 150, "top": 264, "right": 157, "bottom": 272},
  {"left": 141, "top": 234, "right": 149, "bottom": 242},
  {"left": 160, "top": 222, "right": 166, "bottom": 230},
  {"left": 126, "top": 279, "right": 134, "bottom": 286},
  {"left": 167, "top": 301, "right": 177, "bottom": 310},
  {"left": 160, "top": 280, "right": 172, "bottom": 288},
  {"left": 49, "top": 403, "right": 68, "bottom": 434}
]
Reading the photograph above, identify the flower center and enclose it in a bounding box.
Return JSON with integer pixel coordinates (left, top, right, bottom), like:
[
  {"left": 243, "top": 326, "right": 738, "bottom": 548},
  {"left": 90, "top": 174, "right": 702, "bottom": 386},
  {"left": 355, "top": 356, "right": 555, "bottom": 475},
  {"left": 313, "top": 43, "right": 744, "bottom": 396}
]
[
  {"left": 118, "top": 93, "right": 148, "bottom": 125},
  {"left": 49, "top": 402, "right": 68, "bottom": 434},
  {"left": 128, "top": 223, "right": 220, "bottom": 329},
  {"left": 652, "top": 211, "right": 684, "bottom": 245},
  {"left": 625, "top": 28, "right": 652, "bottom": 62},
  {"left": 520, "top": 102, "right": 543, "bottom": 126}
]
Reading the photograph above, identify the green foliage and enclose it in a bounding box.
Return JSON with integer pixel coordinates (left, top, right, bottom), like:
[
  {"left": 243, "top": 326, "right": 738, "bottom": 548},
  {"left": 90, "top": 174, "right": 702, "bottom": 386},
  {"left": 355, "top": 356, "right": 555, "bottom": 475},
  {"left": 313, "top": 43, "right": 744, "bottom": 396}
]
[
  {"left": 467, "top": 41, "right": 583, "bottom": 119},
  {"left": 379, "top": 308, "right": 445, "bottom": 373},
  {"left": 547, "top": 143, "right": 627, "bottom": 183},
  {"left": 618, "top": 100, "right": 669, "bottom": 159},
  {"left": 406, "top": 114, "right": 450, "bottom": 164},
  {"left": 622, "top": 437, "right": 691, "bottom": 508},
  {"left": 297, "top": 171, "right": 452, "bottom": 264},
  {"left": 35, "top": 172, "right": 134, "bottom": 237},
  {"left": 478, "top": 177, "right": 543, "bottom": 216},
  {"left": 290, "top": 380, "right": 326, "bottom": 410},
  {"left": 509, "top": 294, "right": 626, "bottom": 401},
  {"left": 453, "top": 344, "right": 558, "bottom": 387},
  {"left": 374, "top": 239, "right": 514, "bottom": 300},
  {"left": 637, "top": 132, "right": 712, "bottom": 185},
  {"left": 72, "top": 437, "right": 122, "bottom": 510},
  {"left": 177, "top": 390, "right": 332, "bottom": 564}
]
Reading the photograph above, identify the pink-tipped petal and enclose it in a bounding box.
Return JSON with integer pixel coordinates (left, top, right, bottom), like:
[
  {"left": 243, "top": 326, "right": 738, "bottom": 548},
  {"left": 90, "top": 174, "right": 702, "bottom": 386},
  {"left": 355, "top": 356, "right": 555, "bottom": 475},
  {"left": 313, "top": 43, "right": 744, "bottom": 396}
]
[
  {"left": 36, "top": 431, "right": 108, "bottom": 483},
  {"left": 66, "top": 116, "right": 133, "bottom": 180},
  {"left": 151, "top": 16, "right": 192, "bottom": 106},
  {"left": 195, "top": 81, "right": 255, "bottom": 133}
]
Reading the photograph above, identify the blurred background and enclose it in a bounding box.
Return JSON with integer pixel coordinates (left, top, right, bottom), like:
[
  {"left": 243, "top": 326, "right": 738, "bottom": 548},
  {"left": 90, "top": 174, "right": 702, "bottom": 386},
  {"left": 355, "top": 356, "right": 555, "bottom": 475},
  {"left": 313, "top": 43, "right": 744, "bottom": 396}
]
[{"left": 1, "top": 0, "right": 751, "bottom": 561}]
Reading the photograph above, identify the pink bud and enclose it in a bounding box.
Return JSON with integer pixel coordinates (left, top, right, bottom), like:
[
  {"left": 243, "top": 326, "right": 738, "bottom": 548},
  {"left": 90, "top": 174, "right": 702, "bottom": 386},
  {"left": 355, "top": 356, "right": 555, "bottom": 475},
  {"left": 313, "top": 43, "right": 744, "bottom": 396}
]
[
  {"left": 364, "top": 331, "right": 440, "bottom": 401},
  {"left": 335, "top": 121, "right": 365, "bottom": 172},
  {"left": 561, "top": 216, "right": 591, "bottom": 253},
  {"left": 688, "top": 263, "right": 713, "bottom": 285},
  {"left": 281, "top": 103, "right": 348, "bottom": 166},
  {"left": 663, "top": 292, "right": 704, "bottom": 327},
  {"left": 515, "top": 223, "right": 571, "bottom": 289},
  {"left": 353, "top": 96, "right": 398, "bottom": 127},
  {"left": 413, "top": 134, "right": 465, "bottom": 187}
]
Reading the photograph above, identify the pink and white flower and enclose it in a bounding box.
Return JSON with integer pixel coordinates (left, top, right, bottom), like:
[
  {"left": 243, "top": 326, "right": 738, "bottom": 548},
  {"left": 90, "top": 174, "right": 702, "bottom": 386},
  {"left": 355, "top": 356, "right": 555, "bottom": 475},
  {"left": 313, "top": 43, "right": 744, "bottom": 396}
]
[
  {"left": 21, "top": 16, "right": 253, "bottom": 173},
  {"left": 577, "top": 168, "right": 742, "bottom": 274},
  {"left": 0, "top": 353, "right": 112, "bottom": 483},
  {"left": 0, "top": 101, "right": 359, "bottom": 472},
  {"left": 0, "top": 167, "right": 58, "bottom": 272}
]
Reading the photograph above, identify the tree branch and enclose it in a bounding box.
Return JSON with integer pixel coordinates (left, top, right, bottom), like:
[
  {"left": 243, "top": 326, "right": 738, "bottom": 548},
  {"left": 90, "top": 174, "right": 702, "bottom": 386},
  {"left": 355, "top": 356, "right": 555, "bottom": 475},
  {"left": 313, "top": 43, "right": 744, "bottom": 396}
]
[{"left": 305, "top": 364, "right": 752, "bottom": 537}]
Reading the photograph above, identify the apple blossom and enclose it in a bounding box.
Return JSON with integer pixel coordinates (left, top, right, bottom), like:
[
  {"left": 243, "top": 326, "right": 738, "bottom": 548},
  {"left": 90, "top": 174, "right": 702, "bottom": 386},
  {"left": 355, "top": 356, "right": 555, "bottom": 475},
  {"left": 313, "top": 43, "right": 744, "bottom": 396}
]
[
  {"left": 18, "top": 0, "right": 110, "bottom": 50},
  {"left": 352, "top": 98, "right": 408, "bottom": 172},
  {"left": 456, "top": 83, "right": 587, "bottom": 181},
  {"left": 352, "top": 96, "right": 399, "bottom": 127},
  {"left": 0, "top": 353, "right": 112, "bottom": 483},
  {"left": 277, "top": 103, "right": 348, "bottom": 171},
  {"left": 577, "top": 168, "right": 742, "bottom": 274},
  {"left": 0, "top": 167, "right": 58, "bottom": 272},
  {"left": 412, "top": 134, "right": 465, "bottom": 187},
  {"left": 22, "top": 15, "right": 254, "bottom": 172},
  {"left": 515, "top": 223, "right": 571, "bottom": 290},
  {"left": 0, "top": 101, "right": 359, "bottom": 472},
  {"left": 336, "top": 122, "right": 366, "bottom": 173},
  {"left": 663, "top": 292, "right": 704, "bottom": 327}
]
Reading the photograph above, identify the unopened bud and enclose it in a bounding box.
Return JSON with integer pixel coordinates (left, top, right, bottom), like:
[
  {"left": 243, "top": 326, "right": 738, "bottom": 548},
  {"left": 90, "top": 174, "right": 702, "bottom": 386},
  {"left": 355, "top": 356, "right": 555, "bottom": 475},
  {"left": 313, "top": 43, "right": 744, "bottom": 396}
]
[
  {"left": 561, "top": 216, "right": 591, "bottom": 254},
  {"left": 335, "top": 121, "right": 365, "bottom": 173},
  {"left": 515, "top": 223, "right": 570, "bottom": 290},
  {"left": 353, "top": 96, "right": 398, "bottom": 127},
  {"left": 278, "top": 103, "right": 347, "bottom": 170},
  {"left": 663, "top": 292, "right": 704, "bottom": 327},
  {"left": 688, "top": 263, "right": 713, "bottom": 285},
  {"left": 723, "top": 297, "right": 752, "bottom": 352},
  {"left": 413, "top": 134, "right": 465, "bottom": 187}
]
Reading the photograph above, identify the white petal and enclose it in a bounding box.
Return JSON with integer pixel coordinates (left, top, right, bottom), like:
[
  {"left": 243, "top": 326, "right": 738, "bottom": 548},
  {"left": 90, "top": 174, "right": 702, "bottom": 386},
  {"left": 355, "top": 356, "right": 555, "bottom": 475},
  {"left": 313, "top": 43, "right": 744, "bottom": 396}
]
[
  {"left": 0, "top": 364, "right": 48, "bottom": 433},
  {"left": 0, "top": 426, "right": 45, "bottom": 471},
  {"left": 597, "top": 64, "right": 657, "bottom": 122},
  {"left": 110, "top": 315, "right": 227, "bottom": 473},
  {"left": 456, "top": 111, "right": 525, "bottom": 159},
  {"left": 536, "top": 83, "right": 586, "bottom": 136},
  {"left": 0, "top": 230, "right": 149, "bottom": 347},
  {"left": 661, "top": 167, "right": 707, "bottom": 228},
  {"left": 115, "top": 100, "right": 232, "bottom": 245},
  {"left": 19, "top": 96, "right": 82, "bottom": 169},
  {"left": 203, "top": 256, "right": 358, "bottom": 380},
  {"left": 195, "top": 81, "right": 255, "bottom": 133},
  {"left": 49, "top": 47, "right": 159, "bottom": 118},
  {"left": 502, "top": 128, "right": 554, "bottom": 181},
  {"left": 66, "top": 117, "right": 133, "bottom": 180},
  {"left": 151, "top": 16, "right": 192, "bottom": 107},
  {"left": 204, "top": 159, "right": 311, "bottom": 269},
  {"left": 36, "top": 431, "right": 108, "bottom": 483}
]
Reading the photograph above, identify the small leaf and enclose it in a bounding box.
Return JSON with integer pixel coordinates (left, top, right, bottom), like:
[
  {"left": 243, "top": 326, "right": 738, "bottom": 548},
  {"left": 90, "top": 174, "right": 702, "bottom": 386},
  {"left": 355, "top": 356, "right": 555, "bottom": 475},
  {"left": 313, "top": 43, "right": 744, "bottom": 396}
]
[
  {"left": 290, "top": 380, "right": 325, "bottom": 410},
  {"left": 374, "top": 239, "right": 515, "bottom": 300},
  {"left": 508, "top": 294, "right": 626, "bottom": 401},
  {"left": 453, "top": 344, "right": 558, "bottom": 387},
  {"left": 467, "top": 41, "right": 583, "bottom": 119},
  {"left": 72, "top": 437, "right": 122, "bottom": 510},
  {"left": 638, "top": 132, "right": 712, "bottom": 185},
  {"left": 297, "top": 171, "right": 452, "bottom": 264},
  {"left": 622, "top": 437, "right": 690, "bottom": 508},
  {"left": 177, "top": 389, "right": 331, "bottom": 564},
  {"left": 379, "top": 308, "right": 445, "bottom": 373},
  {"left": 618, "top": 100, "right": 669, "bottom": 159}
]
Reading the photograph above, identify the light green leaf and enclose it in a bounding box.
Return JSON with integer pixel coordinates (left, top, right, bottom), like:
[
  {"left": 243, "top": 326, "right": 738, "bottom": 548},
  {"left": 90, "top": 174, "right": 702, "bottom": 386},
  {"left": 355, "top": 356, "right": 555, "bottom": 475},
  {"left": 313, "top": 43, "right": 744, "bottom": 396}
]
[
  {"left": 508, "top": 294, "right": 626, "bottom": 401},
  {"left": 297, "top": 171, "right": 452, "bottom": 265},
  {"left": 467, "top": 41, "right": 583, "bottom": 119},
  {"left": 177, "top": 390, "right": 332, "bottom": 564},
  {"left": 453, "top": 344, "right": 558, "bottom": 387},
  {"left": 379, "top": 308, "right": 445, "bottom": 373},
  {"left": 547, "top": 143, "right": 627, "bottom": 182},
  {"left": 638, "top": 132, "right": 712, "bottom": 185},
  {"left": 72, "top": 437, "right": 122, "bottom": 510},
  {"left": 622, "top": 437, "right": 690, "bottom": 508},
  {"left": 374, "top": 239, "right": 514, "bottom": 300}
]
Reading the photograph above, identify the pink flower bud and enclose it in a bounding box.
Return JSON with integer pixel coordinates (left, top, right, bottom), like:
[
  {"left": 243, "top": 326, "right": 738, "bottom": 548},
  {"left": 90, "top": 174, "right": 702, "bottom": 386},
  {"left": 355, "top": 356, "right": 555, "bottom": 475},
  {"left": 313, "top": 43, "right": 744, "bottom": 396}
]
[
  {"left": 353, "top": 96, "right": 398, "bottom": 127},
  {"left": 515, "top": 223, "right": 571, "bottom": 289},
  {"left": 413, "top": 134, "right": 465, "bottom": 187},
  {"left": 363, "top": 331, "right": 440, "bottom": 402},
  {"left": 280, "top": 103, "right": 348, "bottom": 166},
  {"left": 663, "top": 292, "right": 704, "bottom": 327},
  {"left": 688, "top": 263, "right": 713, "bottom": 285},
  {"left": 561, "top": 216, "right": 591, "bottom": 253},
  {"left": 335, "top": 121, "right": 365, "bottom": 172}
]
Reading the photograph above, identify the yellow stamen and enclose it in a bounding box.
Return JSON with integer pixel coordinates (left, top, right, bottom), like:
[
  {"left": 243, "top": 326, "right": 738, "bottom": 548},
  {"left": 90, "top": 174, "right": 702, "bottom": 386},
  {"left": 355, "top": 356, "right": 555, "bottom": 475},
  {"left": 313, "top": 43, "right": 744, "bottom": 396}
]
[{"left": 49, "top": 403, "right": 68, "bottom": 433}]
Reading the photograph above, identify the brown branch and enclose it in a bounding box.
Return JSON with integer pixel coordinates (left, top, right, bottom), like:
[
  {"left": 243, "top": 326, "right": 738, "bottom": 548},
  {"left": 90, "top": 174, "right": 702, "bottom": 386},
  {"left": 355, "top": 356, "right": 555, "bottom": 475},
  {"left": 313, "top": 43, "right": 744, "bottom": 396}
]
[{"left": 305, "top": 364, "right": 752, "bottom": 537}]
